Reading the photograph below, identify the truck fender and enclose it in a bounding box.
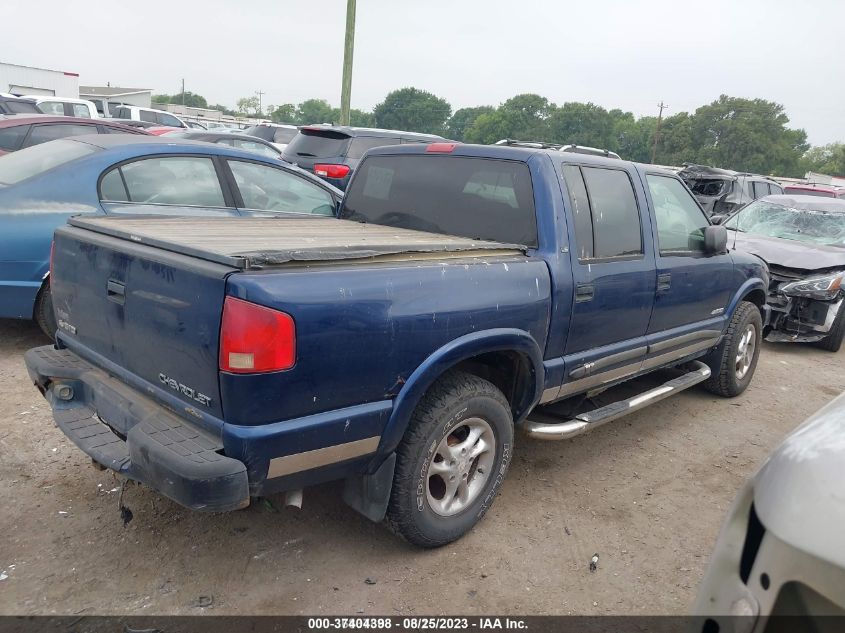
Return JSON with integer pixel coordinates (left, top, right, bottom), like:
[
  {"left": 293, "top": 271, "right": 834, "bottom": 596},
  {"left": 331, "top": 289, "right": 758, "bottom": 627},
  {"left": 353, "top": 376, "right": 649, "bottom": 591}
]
[
  {"left": 377, "top": 328, "right": 545, "bottom": 460},
  {"left": 726, "top": 277, "right": 768, "bottom": 324}
]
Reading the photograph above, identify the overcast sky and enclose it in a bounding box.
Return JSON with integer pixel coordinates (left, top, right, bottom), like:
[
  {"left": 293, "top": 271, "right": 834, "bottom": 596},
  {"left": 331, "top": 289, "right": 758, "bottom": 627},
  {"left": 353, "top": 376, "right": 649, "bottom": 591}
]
[{"left": 6, "top": 0, "right": 844, "bottom": 145}]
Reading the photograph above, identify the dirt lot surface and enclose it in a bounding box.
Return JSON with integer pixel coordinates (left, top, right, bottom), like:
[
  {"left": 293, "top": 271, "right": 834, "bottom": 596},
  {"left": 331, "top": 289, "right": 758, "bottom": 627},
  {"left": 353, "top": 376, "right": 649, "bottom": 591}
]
[{"left": 1, "top": 318, "right": 843, "bottom": 616}]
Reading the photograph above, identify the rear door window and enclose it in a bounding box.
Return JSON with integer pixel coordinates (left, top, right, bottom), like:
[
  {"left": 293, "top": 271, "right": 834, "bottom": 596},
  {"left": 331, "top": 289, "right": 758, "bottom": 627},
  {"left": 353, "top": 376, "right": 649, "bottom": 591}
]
[
  {"left": 561, "top": 165, "right": 594, "bottom": 259},
  {"left": 341, "top": 155, "right": 537, "bottom": 246},
  {"left": 101, "top": 156, "right": 226, "bottom": 207},
  {"left": 752, "top": 181, "right": 770, "bottom": 199},
  {"left": 579, "top": 167, "right": 642, "bottom": 259},
  {"left": 24, "top": 123, "right": 98, "bottom": 147},
  {"left": 157, "top": 112, "right": 183, "bottom": 127},
  {"left": 38, "top": 101, "right": 65, "bottom": 116},
  {"left": 71, "top": 103, "right": 92, "bottom": 118},
  {"left": 228, "top": 160, "right": 335, "bottom": 215},
  {"left": 139, "top": 110, "right": 157, "bottom": 123}
]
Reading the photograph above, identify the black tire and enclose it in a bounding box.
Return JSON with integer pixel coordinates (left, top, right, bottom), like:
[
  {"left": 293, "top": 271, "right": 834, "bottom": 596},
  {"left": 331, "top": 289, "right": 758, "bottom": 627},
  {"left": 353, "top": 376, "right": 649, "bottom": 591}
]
[
  {"left": 386, "top": 371, "right": 513, "bottom": 548},
  {"left": 34, "top": 281, "right": 57, "bottom": 340},
  {"left": 814, "top": 304, "right": 845, "bottom": 353},
  {"left": 702, "top": 301, "right": 762, "bottom": 397}
]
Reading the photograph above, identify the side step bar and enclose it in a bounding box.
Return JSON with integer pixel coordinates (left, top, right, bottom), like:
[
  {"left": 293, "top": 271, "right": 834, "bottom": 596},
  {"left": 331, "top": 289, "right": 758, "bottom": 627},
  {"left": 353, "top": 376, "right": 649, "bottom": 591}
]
[{"left": 523, "top": 361, "right": 711, "bottom": 441}]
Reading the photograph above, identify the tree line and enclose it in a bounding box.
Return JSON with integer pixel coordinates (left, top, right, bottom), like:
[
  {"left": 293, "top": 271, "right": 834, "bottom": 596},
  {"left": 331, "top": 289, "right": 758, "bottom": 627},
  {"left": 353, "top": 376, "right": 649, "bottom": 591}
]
[{"left": 152, "top": 89, "right": 844, "bottom": 178}]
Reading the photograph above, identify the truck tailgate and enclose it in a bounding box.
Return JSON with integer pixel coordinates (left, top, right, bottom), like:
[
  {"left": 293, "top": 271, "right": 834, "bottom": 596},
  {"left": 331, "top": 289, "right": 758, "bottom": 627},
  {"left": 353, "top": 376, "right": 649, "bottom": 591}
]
[{"left": 51, "top": 224, "right": 235, "bottom": 421}]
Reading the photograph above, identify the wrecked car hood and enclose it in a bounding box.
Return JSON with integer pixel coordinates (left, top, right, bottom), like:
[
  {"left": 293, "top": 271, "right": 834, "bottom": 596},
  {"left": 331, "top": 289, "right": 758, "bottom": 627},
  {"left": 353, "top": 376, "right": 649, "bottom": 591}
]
[
  {"left": 754, "top": 391, "right": 845, "bottom": 569},
  {"left": 730, "top": 231, "right": 845, "bottom": 272}
]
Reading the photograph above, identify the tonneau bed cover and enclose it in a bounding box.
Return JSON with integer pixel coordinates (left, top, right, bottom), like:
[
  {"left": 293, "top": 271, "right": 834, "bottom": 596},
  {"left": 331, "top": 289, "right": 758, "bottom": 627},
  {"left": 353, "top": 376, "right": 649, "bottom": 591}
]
[{"left": 68, "top": 216, "right": 525, "bottom": 269}]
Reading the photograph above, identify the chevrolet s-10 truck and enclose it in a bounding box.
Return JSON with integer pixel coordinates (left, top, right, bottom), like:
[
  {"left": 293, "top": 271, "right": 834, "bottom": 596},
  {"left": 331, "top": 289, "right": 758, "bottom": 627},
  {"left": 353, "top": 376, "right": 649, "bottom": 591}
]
[{"left": 26, "top": 142, "right": 769, "bottom": 547}]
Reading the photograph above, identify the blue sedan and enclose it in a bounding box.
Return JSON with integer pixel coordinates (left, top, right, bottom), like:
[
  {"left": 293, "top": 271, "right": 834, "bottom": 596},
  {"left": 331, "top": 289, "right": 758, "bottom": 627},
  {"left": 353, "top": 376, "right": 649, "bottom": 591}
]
[{"left": 0, "top": 134, "right": 343, "bottom": 335}]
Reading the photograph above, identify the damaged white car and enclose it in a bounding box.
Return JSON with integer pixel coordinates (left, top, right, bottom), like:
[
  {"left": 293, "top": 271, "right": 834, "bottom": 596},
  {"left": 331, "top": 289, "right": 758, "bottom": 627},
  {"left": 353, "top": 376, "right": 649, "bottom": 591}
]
[{"left": 714, "top": 195, "right": 845, "bottom": 352}]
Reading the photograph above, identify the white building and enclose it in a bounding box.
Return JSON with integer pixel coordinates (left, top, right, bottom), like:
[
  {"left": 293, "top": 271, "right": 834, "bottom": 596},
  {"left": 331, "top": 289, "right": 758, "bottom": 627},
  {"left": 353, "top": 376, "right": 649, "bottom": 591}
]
[{"left": 0, "top": 61, "right": 79, "bottom": 97}]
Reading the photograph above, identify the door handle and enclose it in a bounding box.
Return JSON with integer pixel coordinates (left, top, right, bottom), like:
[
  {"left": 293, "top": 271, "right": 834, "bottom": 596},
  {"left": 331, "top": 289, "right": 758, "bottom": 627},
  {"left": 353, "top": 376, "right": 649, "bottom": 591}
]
[
  {"left": 575, "top": 282, "right": 595, "bottom": 303},
  {"left": 107, "top": 279, "right": 126, "bottom": 305},
  {"left": 657, "top": 273, "right": 671, "bottom": 293}
]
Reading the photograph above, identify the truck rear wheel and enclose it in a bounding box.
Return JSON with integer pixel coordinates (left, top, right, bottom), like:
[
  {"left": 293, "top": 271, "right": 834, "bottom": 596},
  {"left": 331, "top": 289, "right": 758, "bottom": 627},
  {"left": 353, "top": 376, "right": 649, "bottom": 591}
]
[
  {"left": 34, "top": 281, "right": 57, "bottom": 340},
  {"left": 703, "top": 301, "right": 762, "bottom": 397},
  {"left": 386, "top": 371, "right": 513, "bottom": 548}
]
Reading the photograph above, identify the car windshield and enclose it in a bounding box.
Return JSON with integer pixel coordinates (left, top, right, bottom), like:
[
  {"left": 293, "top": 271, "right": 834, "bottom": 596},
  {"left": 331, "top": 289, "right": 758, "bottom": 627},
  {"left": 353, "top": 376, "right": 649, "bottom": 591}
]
[
  {"left": 724, "top": 200, "right": 845, "bottom": 248},
  {"left": 0, "top": 138, "right": 98, "bottom": 185}
]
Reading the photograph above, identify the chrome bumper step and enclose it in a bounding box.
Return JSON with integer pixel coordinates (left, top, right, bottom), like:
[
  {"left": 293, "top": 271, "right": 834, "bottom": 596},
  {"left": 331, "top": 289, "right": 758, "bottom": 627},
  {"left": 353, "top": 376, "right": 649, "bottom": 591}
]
[{"left": 523, "top": 361, "right": 711, "bottom": 441}]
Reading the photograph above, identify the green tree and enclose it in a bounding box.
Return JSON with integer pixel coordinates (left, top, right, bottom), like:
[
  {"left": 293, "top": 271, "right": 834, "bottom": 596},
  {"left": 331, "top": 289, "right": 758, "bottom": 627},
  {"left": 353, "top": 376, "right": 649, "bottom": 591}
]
[
  {"left": 236, "top": 96, "right": 261, "bottom": 116},
  {"left": 349, "top": 108, "right": 374, "bottom": 127},
  {"left": 210, "top": 104, "right": 238, "bottom": 117},
  {"left": 152, "top": 94, "right": 170, "bottom": 104},
  {"left": 610, "top": 111, "right": 655, "bottom": 163},
  {"left": 547, "top": 102, "right": 615, "bottom": 149},
  {"left": 685, "top": 96, "right": 808, "bottom": 175},
  {"left": 447, "top": 106, "right": 494, "bottom": 141},
  {"left": 373, "top": 88, "right": 452, "bottom": 135},
  {"left": 296, "top": 99, "right": 338, "bottom": 125},
  {"left": 269, "top": 103, "right": 298, "bottom": 123},
  {"left": 169, "top": 91, "right": 208, "bottom": 108},
  {"left": 801, "top": 143, "right": 845, "bottom": 177},
  {"left": 464, "top": 94, "right": 553, "bottom": 144}
]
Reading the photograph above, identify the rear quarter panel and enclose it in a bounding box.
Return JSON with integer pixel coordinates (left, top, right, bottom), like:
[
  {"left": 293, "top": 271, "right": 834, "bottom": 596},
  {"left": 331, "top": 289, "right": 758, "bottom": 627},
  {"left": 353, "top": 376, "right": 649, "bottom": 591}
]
[{"left": 221, "top": 256, "right": 552, "bottom": 425}]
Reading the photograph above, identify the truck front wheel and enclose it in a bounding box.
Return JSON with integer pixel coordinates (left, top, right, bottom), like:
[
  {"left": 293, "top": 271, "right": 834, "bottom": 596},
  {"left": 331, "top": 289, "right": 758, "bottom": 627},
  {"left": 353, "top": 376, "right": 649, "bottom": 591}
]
[
  {"left": 386, "top": 371, "right": 513, "bottom": 548},
  {"left": 814, "top": 303, "right": 845, "bottom": 353},
  {"left": 703, "top": 301, "right": 762, "bottom": 397}
]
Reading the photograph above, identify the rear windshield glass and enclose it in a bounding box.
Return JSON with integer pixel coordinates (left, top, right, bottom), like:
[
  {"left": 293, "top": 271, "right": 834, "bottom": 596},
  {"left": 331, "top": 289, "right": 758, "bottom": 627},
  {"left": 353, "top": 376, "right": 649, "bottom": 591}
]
[
  {"left": 4, "top": 100, "right": 40, "bottom": 114},
  {"left": 284, "top": 129, "right": 351, "bottom": 160},
  {"left": 242, "top": 125, "right": 276, "bottom": 142},
  {"left": 0, "top": 138, "right": 98, "bottom": 185},
  {"left": 340, "top": 155, "right": 538, "bottom": 247},
  {"left": 683, "top": 177, "right": 732, "bottom": 198},
  {"left": 273, "top": 128, "right": 297, "bottom": 144}
]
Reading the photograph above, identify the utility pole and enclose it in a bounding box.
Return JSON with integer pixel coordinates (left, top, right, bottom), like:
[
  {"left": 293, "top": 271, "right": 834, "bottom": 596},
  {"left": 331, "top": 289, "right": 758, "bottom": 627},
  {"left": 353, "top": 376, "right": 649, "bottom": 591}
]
[
  {"left": 181, "top": 78, "right": 185, "bottom": 105},
  {"left": 256, "top": 90, "right": 266, "bottom": 116},
  {"left": 339, "top": 0, "right": 356, "bottom": 126},
  {"left": 651, "top": 101, "right": 667, "bottom": 164}
]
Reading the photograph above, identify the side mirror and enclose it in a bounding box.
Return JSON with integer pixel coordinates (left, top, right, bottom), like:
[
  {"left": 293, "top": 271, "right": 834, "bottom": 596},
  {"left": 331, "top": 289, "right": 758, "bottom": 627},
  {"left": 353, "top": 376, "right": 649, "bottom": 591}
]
[
  {"left": 704, "top": 225, "right": 728, "bottom": 254},
  {"left": 709, "top": 214, "right": 726, "bottom": 225}
]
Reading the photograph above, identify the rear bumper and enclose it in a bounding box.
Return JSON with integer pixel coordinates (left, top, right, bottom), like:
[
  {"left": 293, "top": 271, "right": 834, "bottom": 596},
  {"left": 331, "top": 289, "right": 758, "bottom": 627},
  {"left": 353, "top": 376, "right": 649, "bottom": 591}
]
[{"left": 25, "top": 345, "right": 250, "bottom": 512}]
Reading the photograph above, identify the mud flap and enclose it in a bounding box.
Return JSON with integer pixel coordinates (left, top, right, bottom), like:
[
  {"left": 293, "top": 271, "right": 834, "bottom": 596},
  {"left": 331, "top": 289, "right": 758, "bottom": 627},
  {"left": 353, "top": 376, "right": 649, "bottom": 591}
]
[{"left": 342, "top": 453, "right": 396, "bottom": 522}]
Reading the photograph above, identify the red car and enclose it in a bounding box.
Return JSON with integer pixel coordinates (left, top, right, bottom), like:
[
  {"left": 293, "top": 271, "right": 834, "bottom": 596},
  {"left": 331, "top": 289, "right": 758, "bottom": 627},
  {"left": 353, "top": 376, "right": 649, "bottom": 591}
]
[
  {"left": 145, "top": 126, "right": 185, "bottom": 136},
  {"left": 0, "top": 115, "right": 149, "bottom": 156},
  {"left": 783, "top": 183, "right": 845, "bottom": 199}
]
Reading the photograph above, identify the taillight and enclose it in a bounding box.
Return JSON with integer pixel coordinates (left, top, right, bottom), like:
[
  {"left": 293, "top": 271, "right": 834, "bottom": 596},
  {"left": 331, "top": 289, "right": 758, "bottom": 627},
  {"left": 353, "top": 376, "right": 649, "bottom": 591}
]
[
  {"left": 314, "top": 163, "right": 351, "bottom": 179},
  {"left": 49, "top": 241, "right": 55, "bottom": 277},
  {"left": 426, "top": 142, "right": 458, "bottom": 153},
  {"left": 219, "top": 297, "right": 296, "bottom": 373}
]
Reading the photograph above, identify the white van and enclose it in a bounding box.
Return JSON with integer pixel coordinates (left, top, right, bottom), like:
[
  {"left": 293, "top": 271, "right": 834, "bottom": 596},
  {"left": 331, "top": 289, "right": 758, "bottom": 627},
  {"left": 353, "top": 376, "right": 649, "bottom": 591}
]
[
  {"left": 25, "top": 96, "right": 100, "bottom": 119},
  {"left": 111, "top": 105, "right": 187, "bottom": 128}
]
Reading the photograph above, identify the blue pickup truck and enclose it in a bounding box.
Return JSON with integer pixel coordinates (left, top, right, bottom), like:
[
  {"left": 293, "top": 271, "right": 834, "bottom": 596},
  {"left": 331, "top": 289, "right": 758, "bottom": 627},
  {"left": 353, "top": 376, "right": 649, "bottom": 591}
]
[{"left": 26, "top": 143, "right": 769, "bottom": 547}]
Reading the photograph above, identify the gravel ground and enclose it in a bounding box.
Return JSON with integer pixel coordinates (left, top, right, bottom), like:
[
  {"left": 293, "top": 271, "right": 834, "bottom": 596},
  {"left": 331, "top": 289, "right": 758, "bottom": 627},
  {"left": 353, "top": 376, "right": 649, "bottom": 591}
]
[{"left": 1, "top": 317, "right": 843, "bottom": 616}]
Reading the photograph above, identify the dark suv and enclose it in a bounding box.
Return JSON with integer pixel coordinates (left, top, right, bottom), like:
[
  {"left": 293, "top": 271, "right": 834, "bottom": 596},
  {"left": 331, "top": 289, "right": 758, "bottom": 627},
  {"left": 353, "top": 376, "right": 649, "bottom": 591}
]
[{"left": 282, "top": 125, "right": 445, "bottom": 189}]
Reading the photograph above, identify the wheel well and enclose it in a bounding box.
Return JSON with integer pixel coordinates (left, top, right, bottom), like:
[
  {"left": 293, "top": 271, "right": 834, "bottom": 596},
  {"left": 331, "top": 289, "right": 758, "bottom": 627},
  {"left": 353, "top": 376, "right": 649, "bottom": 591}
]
[
  {"left": 452, "top": 351, "right": 536, "bottom": 421},
  {"left": 32, "top": 275, "right": 50, "bottom": 320},
  {"left": 742, "top": 289, "right": 766, "bottom": 318}
]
